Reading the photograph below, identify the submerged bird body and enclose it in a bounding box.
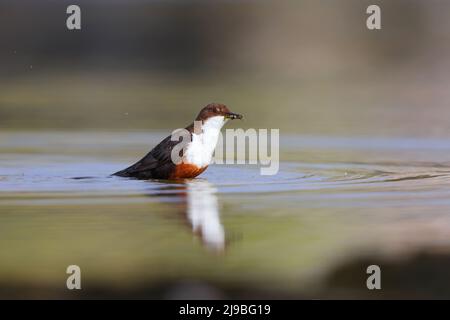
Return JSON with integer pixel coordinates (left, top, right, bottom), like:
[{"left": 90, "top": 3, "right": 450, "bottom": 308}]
[{"left": 113, "top": 103, "right": 242, "bottom": 180}]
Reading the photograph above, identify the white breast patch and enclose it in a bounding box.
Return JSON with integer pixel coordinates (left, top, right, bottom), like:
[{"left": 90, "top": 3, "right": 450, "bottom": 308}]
[{"left": 184, "top": 116, "right": 226, "bottom": 168}]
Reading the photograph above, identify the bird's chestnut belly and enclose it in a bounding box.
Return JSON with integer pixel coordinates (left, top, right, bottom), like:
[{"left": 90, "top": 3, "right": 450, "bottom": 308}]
[{"left": 168, "top": 163, "right": 208, "bottom": 179}]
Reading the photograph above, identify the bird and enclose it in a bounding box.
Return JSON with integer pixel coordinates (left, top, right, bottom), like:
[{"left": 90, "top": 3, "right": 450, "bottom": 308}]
[{"left": 113, "top": 103, "right": 243, "bottom": 180}]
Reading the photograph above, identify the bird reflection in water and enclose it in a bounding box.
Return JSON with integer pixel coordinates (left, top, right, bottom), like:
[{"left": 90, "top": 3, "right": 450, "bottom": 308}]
[
  {"left": 186, "top": 180, "right": 225, "bottom": 252},
  {"left": 150, "top": 179, "right": 225, "bottom": 252}
]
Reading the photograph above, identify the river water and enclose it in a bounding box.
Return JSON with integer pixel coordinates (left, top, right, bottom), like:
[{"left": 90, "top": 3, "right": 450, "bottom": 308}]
[{"left": 1, "top": 131, "right": 450, "bottom": 298}]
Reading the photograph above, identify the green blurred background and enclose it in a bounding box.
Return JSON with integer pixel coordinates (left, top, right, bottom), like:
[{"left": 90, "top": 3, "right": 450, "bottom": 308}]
[
  {"left": 2, "top": 0, "right": 450, "bottom": 137},
  {"left": 2, "top": 0, "right": 450, "bottom": 299}
]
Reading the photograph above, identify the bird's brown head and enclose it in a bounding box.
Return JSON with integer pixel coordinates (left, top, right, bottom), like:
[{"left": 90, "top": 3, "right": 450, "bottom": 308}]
[{"left": 195, "top": 103, "right": 243, "bottom": 122}]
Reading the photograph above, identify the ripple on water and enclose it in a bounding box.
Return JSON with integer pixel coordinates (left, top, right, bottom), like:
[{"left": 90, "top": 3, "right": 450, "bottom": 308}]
[{"left": 2, "top": 154, "right": 450, "bottom": 208}]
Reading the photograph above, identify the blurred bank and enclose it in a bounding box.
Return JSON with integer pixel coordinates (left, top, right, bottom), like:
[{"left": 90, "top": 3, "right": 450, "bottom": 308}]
[{"left": 1, "top": 0, "right": 450, "bottom": 137}]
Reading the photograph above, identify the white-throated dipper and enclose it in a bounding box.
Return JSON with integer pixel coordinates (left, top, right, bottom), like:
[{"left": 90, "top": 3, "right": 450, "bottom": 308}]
[{"left": 113, "top": 103, "right": 243, "bottom": 180}]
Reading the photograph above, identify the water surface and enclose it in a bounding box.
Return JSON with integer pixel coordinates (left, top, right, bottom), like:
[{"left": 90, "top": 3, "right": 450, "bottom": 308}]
[{"left": 2, "top": 131, "right": 450, "bottom": 298}]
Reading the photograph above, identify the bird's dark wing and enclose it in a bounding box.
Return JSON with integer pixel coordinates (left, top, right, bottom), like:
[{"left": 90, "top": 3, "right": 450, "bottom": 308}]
[{"left": 113, "top": 133, "right": 185, "bottom": 179}]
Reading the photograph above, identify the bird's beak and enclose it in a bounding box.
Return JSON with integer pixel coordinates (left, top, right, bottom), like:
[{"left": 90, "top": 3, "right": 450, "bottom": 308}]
[{"left": 225, "top": 112, "right": 243, "bottom": 120}]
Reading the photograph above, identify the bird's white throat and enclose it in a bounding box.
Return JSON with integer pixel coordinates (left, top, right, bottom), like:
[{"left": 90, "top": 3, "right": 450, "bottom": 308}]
[{"left": 184, "top": 116, "right": 227, "bottom": 168}]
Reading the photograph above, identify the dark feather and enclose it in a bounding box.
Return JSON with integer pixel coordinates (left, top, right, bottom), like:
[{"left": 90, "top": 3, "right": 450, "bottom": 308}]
[{"left": 113, "top": 126, "right": 193, "bottom": 180}]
